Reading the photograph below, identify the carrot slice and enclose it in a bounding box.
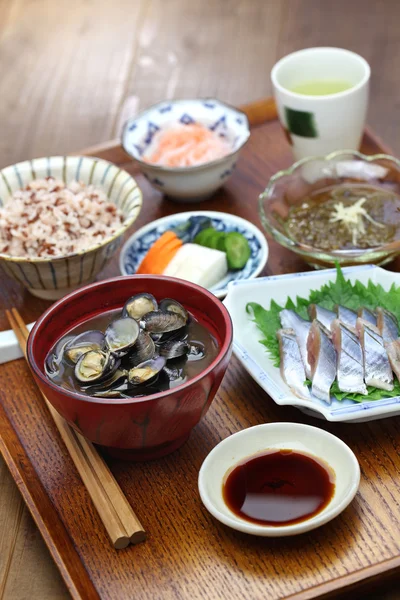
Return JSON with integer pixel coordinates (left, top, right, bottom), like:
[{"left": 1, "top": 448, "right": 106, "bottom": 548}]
[
  {"left": 136, "top": 231, "right": 183, "bottom": 275},
  {"left": 137, "top": 231, "right": 177, "bottom": 268},
  {"left": 137, "top": 240, "right": 182, "bottom": 275}
]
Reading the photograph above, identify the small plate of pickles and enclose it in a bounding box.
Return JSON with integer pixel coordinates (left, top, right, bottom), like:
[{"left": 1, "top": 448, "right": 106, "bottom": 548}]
[
  {"left": 259, "top": 150, "right": 400, "bottom": 268},
  {"left": 119, "top": 211, "right": 268, "bottom": 298}
]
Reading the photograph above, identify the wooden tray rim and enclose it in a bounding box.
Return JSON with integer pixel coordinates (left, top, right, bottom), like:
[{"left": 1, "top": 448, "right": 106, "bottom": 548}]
[{"left": 1, "top": 98, "right": 399, "bottom": 600}]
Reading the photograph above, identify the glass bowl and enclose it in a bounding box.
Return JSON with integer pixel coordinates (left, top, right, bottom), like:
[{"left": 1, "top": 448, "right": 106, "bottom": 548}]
[{"left": 259, "top": 150, "right": 400, "bottom": 268}]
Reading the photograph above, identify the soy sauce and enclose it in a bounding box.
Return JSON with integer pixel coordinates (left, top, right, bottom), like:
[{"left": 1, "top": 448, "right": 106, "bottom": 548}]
[{"left": 223, "top": 449, "right": 335, "bottom": 526}]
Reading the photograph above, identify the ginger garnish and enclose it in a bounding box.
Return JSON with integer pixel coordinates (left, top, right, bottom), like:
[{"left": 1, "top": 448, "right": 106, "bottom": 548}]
[{"left": 329, "top": 197, "right": 386, "bottom": 246}]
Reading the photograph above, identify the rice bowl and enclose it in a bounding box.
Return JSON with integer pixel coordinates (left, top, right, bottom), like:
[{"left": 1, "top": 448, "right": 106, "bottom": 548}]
[{"left": 0, "top": 155, "right": 142, "bottom": 300}]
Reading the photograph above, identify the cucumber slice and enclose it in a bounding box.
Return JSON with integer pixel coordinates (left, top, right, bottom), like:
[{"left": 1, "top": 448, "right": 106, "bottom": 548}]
[
  {"left": 193, "top": 228, "right": 216, "bottom": 247},
  {"left": 209, "top": 231, "right": 226, "bottom": 249},
  {"left": 224, "top": 232, "right": 251, "bottom": 270},
  {"left": 216, "top": 234, "right": 228, "bottom": 251}
]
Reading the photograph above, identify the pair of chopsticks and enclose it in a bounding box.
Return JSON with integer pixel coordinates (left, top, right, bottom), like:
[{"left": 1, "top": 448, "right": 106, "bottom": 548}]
[{"left": 6, "top": 308, "right": 146, "bottom": 550}]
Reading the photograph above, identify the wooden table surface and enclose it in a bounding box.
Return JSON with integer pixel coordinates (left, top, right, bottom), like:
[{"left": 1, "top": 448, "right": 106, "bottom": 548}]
[{"left": 1, "top": 1, "right": 400, "bottom": 598}]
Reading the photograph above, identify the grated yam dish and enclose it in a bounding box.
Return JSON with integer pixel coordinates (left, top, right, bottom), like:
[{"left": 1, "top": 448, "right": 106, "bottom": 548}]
[{"left": 0, "top": 177, "right": 124, "bottom": 258}]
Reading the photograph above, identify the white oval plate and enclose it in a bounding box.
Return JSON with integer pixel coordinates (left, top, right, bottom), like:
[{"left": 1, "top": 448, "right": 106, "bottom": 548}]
[
  {"left": 198, "top": 422, "right": 360, "bottom": 537},
  {"left": 223, "top": 265, "right": 400, "bottom": 423},
  {"left": 119, "top": 211, "right": 268, "bottom": 298}
]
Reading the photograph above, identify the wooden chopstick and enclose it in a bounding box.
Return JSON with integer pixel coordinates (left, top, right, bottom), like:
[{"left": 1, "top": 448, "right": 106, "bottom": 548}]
[{"left": 6, "top": 308, "right": 146, "bottom": 550}]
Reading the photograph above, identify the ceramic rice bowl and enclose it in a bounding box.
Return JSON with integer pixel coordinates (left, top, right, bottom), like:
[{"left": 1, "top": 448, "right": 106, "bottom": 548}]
[{"left": 0, "top": 156, "right": 142, "bottom": 300}]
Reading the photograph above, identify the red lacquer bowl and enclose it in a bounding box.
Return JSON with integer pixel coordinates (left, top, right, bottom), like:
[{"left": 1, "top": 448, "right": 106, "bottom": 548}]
[{"left": 27, "top": 275, "right": 233, "bottom": 460}]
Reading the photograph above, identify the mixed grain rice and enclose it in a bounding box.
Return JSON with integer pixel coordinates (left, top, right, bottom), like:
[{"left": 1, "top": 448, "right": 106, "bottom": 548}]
[{"left": 0, "top": 177, "right": 124, "bottom": 258}]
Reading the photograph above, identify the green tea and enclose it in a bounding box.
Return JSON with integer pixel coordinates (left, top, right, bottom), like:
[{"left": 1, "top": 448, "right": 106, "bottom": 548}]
[{"left": 290, "top": 79, "right": 353, "bottom": 96}]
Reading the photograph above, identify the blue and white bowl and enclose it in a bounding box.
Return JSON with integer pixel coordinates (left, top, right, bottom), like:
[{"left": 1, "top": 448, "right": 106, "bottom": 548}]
[
  {"left": 122, "top": 98, "right": 250, "bottom": 202},
  {"left": 119, "top": 211, "right": 268, "bottom": 298}
]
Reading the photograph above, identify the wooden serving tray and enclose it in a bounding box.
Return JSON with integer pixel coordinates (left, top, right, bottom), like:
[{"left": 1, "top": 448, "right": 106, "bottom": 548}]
[{"left": 1, "top": 99, "right": 400, "bottom": 600}]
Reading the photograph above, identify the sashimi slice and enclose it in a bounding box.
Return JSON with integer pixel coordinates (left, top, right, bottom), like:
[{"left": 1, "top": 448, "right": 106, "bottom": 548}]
[
  {"left": 358, "top": 307, "right": 377, "bottom": 326},
  {"left": 335, "top": 305, "right": 358, "bottom": 328},
  {"left": 376, "top": 307, "right": 399, "bottom": 345},
  {"left": 308, "top": 304, "right": 336, "bottom": 330},
  {"left": 331, "top": 319, "right": 367, "bottom": 395},
  {"left": 277, "top": 328, "right": 311, "bottom": 400},
  {"left": 386, "top": 338, "right": 400, "bottom": 381},
  {"left": 307, "top": 320, "right": 336, "bottom": 404},
  {"left": 356, "top": 318, "right": 393, "bottom": 391},
  {"left": 279, "top": 309, "right": 312, "bottom": 378}
]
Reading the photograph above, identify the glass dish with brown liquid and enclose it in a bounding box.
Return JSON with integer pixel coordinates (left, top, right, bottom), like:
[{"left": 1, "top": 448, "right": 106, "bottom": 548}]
[{"left": 283, "top": 184, "right": 400, "bottom": 251}]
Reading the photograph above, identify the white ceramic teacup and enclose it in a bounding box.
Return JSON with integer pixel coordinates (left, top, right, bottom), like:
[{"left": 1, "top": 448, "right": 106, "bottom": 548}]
[{"left": 271, "top": 47, "right": 370, "bottom": 160}]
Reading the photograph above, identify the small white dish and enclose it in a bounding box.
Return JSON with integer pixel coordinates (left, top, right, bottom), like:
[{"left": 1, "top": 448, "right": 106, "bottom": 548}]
[
  {"left": 223, "top": 265, "right": 400, "bottom": 423},
  {"left": 121, "top": 98, "right": 250, "bottom": 201},
  {"left": 198, "top": 422, "right": 360, "bottom": 537},
  {"left": 119, "top": 211, "right": 268, "bottom": 298}
]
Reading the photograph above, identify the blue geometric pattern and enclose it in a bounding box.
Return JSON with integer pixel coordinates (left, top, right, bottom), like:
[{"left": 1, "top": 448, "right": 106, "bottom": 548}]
[
  {"left": 179, "top": 113, "right": 196, "bottom": 125},
  {"left": 122, "top": 99, "right": 250, "bottom": 165},
  {"left": 159, "top": 104, "right": 172, "bottom": 113},
  {"left": 144, "top": 122, "right": 160, "bottom": 144},
  {"left": 210, "top": 115, "right": 227, "bottom": 132},
  {"left": 220, "top": 168, "right": 234, "bottom": 179},
  {"left": 133, "top": 144, "right": 144, "bottom": 156}
]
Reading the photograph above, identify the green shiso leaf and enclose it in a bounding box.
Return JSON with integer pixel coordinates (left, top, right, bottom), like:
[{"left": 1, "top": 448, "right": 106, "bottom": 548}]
[
  {"left": 246, "top": 265, "right": 400, "bottom": 403},
  {"left": 305, "top": 378, "right": 400, "bottom": 402}
]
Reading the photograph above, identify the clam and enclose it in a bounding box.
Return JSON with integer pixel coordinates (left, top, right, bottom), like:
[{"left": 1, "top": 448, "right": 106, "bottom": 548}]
[
  {"left": 45, "top": 354, "right": 60, "bottom": 375},
  {"left": 74, "top": 350, "right": 117, "bottom": 384},
  {"left": 163, "top": 364, "right": 186, "bottom": 382},
  {"left": 159, "top": 298, "right": 189, "bottom": 323},
  {"left": 150, "top": 332, "right": 163, "bottom": 342},
  {"left": 64, "top": 330, "right": 105, "bottom": 364},
  {"left": 90, "top": 378, "right": 131, "bottom": 399},
  {"left": 128, "top": 356, "right": 166, "bottom": 385},
  {"left": 121, "top": 330, "right": 155, "bottom": 368},
  {"left": 129, "top": 370, "right": 171, "bottom": 395},
  {"left": 122, "top": 293, "right": 158, "bottom": 320},
  {"left": 164, "top": 353, "right": 188, "bottom": 370},
  {"left": 157, "top": 325, "right": 188, "bottom": 344},
  {"left": 46, "top": 290, "right": 212, "bottom": 400},
  {"left": 85, "top": 368, "right": 128, "bottom": 397},
  {"left": 105, "top": 317, "right": 139, "bottom": 355},
  {"left": 45, "top": 335, "right": 74, "bottom": 374},
  {"left": 159, "top": 339, "right": 190, "bottom": 360},
  {"left": 91, "top": 389, "right": 127, "bottom": 399},
  {"left": 141, "top": 310, "right": 186, "bottom": 333},
  {"left": 188, "top": 342, "right": 206, "bottom": 360}
]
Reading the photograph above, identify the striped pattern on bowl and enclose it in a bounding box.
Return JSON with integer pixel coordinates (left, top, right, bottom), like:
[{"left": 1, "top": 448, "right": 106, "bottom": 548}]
[{"left": 0, "top": 156, "right": 142, "bottom": 300}]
